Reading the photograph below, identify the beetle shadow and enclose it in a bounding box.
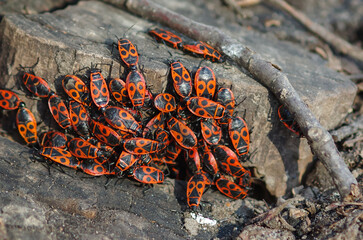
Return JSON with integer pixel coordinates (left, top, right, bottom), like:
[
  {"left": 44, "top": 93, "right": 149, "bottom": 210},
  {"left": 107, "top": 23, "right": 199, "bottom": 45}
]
[
  {"left": 266, "top": 93, "right": 301, "bottom": 197},
  {"left": 173, "top": 178, "right": 189, "bottom": 211}
]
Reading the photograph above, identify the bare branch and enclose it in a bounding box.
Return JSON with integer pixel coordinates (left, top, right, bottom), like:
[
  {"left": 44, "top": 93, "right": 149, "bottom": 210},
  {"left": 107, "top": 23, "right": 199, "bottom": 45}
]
[
  {"left": 236, "top": 0, "right": 261, "bottom": 7},
  {"left": 265, "top": 0, "right": 363, "bottom": 63},
  {"left": 330, "top": 115, "right": 363, "bottom": 142}
]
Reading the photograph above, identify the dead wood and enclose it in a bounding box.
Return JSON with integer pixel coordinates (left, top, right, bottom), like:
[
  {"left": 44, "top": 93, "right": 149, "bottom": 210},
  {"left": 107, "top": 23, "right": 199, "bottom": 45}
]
[{"left": 102, "top": 0, "right": 360, "bottom": 200}]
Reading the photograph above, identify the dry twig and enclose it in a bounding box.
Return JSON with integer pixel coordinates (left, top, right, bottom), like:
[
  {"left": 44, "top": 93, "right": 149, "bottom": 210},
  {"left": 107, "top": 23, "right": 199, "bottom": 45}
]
[
  {"left": 265, "top": 0, "right": 363, "bottom": 63},
  {"left": 103, "top": 0, "right": 360, "bottom": 200},
  {"left": 250, "top": 197, "right": 303, "bottom": 225},
  {"left": 236, "top": 0, "right": 261, "bottom": 7},
  {"left": 330, "top": 115, "right": 363, "bottom": 142}
]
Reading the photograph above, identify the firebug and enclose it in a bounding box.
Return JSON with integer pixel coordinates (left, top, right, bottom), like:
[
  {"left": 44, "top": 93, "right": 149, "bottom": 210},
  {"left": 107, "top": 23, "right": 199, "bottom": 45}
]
[
  {"left": 187, "top": 172, "right": 207, "bottom": 210},
  {"left": 154, "top": 93, "right": 176, "bottom": 113},
  {"left": 130, "top": 166, "right": 164, "bottom": 184},
  {"left": 187, "top": 96, "right": 225, "bottom": 119},
  {"left": 48, "top": 92, "right": 71, "bottom": 130},
  {"left": 170, "top": 61, "right": 192, "bottom": 99},
  {"left": 16, "top": 102, "right": 37, "bottom": 145},
  {"left": 125, "top": 70, "right": 146, "bottom": 108},
  {"left": 194, "top": 66, "right": 216, "bottom": 99},
  {"left": 62, "top": 75, "right": 91, "bottom": 106},
  {"left": 89, "top": 69, "right": 109, "bottom": 108},
  {"left": 216, "top": 176, "right": 247, "bottom": 199},
  {"left": 149, "top": 28, "right": 183, "bottom": 49},
  {"left": 167, "top": 117, "right": 197, "bottom": 149},
  {"left": 0, "top": 90, "right": 21, "bottom": 110},
  {"left": 39, "top": 131, "right": 67, "bottom": 148},
  {"left": 40, "top": 147, "right": 80, "bottom": 169},
  {"left": 228, "top": 116, "right": 250, "bottom": 155}
]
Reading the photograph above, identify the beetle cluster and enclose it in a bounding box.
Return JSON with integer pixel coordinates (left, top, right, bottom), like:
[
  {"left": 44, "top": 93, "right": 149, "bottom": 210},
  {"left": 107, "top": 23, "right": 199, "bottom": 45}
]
[{"left": 0, "top": 27, "right": 257, "bottom": 211}]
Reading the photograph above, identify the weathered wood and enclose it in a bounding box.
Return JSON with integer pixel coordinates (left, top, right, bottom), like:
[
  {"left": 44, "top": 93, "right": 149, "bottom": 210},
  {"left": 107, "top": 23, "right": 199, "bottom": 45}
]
[
  {"left": 105, "top": 0, "right": 359, "bottom": 199},
  {"left": 0, "top": 1, "right": 357, "bottom": 197}
]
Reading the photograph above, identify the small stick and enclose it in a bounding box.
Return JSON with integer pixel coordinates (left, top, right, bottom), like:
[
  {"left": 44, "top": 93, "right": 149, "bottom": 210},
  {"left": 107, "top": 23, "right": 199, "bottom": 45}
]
[
  {"left": 235, "top": 0, "right": 261, "bottom": 7},
  {"left": 265, "top": 0, "right": 363, "bottom": 63},
  {"left": 223, "top": 0, "right": 260, "bottom": 17},
  {"left": 104, "top": 0, "right": 360, "bottom": 200},
  {"left": 330, "top": 115, "right": 363, "bottom": 142}
]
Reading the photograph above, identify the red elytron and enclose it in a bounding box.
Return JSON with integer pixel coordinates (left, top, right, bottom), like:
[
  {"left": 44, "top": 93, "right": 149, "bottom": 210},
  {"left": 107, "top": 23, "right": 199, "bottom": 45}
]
[
  {"left": 170, "top": 61, "right": 192, "bottom": 99},
  {"left": 182, "top": 43, "right": 204, "bottom": 56},
  {"left": 237, "top": 169, "right": 252, "bottom": 189},
  {"left": 212, "top": 145, "right": 248, "bottom": 178},
  {"left": 186, "top": 147, "right": 201, "bottom": 173},
  {"left": 89, "top": 69, "right": 109, "bottom": 108},
  {"left": 215, "top": 88, "right": 235, "bottom": 116},
  {"left": 39, "top": 131, "right": 67, "bottom": 148},
  {"left": 109, "top": 78, "right": 129, "bottom": 106},
  {"left": 69, "top": 100, "right": 90, "bottom": 138},
  {"left": 62, "top": 75, "right": 90, "bottom": 106},
  {"left": 67, "top": 138, "right": 105, "bottom": 159},
  {"left": 183, "top": 41, "right": 223, "bottom": 63},
  {"left": 198, "top": 140, "right": 219, "bottom": 177},
  {"left": 88, "top": 118, "right": 122, "bottom": 146},
  {"left": 154, "top": 93, "right": 176, "bottom": 113},
  {"left": 48, "top": 93, "right": 71, "bottom": 130},
  {"left": 0, "top": 90, "right": 21, "bottom": 110},
  {"left": 278, "top": 105, "right": 303, "bottom": 137},
  {"left": 201, "top": 119, "right": 222, "bottom": 145},
  {"left": 22, "top": 73, "right": 52, "bottom": 98},
  {"left": 197, "top": 41, "right": 223, "bottom": 63},
  {"left": 216, "top": 176, "right": 247, "bottom": 199},
  {"left": 215, "top": 87, "right": 236, "bottom": 126},
  {"left": 40, "top": 147, "right": 80, "bottom": 169},
  {"left": 143, "top": 112, "right": 165, "bottom": 138},
  {"left": 187, "top": 172, "right": 207, "bottom": 210},
  {"left": 118, "top": 38, "right": 139, "bottom": 70},
  {"left": 130, "top": 166, "right": 164, "bottom": 184},
  {"left": 149, "top": 28, "right": 183, "bottom": 49},
  {"left": 16, "top": 102, "right": 37, "bottom": 145},
  {"left": 228, "top": 116, "right": 250, "bottom": 155},
  {"left": 102, "top": 105, "right": 142, "bottom": 135},
  {"left": 187, "top": 96, "right": 225, "bottom": 119},
  {"left": 115, "top": 151, "right": 138, "bottom": 171},
  {"left": 167, "top": 117, "right": 197, "bottom": 149},
  {"left": 80, "top": 159, "right": 115, "bottom": 176},
  {"left": 126, "top": 70, "right": 146, "bottom": 108},
  {"left": 194, "top": 66, "right": 216, "bottom": 99},
  {"left": 123, "top": 137, "right": 160, "bottom": 155}
]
